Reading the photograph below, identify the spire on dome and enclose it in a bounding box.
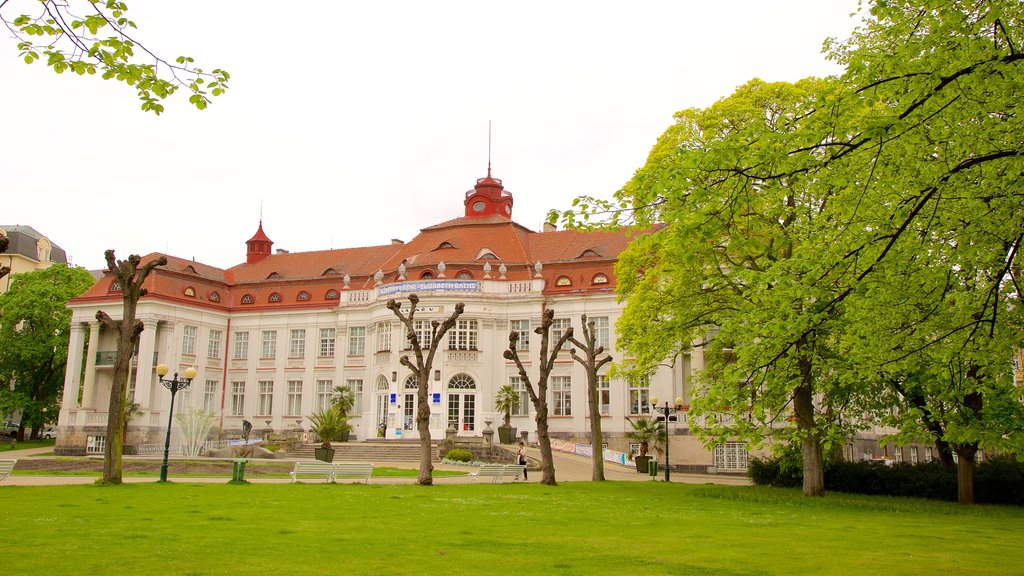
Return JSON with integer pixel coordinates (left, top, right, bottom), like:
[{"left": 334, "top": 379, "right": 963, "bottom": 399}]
[{"left": 245, "top": 220, "right": 274, "bottom": 264}]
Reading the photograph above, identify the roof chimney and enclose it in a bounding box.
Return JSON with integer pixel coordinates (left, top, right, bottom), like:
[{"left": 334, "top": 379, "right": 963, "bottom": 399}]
[
  {"left": 391, "top": 239, "right": 404, "bottom": 245},
  {"left": 543, "top": 222, "right": 557, "bottom": 233}
]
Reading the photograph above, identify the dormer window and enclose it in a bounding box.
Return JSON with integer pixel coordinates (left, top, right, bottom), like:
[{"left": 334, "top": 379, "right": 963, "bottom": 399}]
[
  {"left": 477, "top": 251, "right": 498, "bottom": 260},
  {"left": 323, "top": 268, "right": 339, "bottom": 276},
  {"left": 579, "top": 249, "right": 601, "bottom": 258},
  {"left": 435, "top": 241, "right": 455, "bottom": 250},
  {"left": 267, "top": 272, "right": 281, "bottom": 279},
  {"left": 184, "top": 265, "right": 198, "bottom": 274},
  {"left": 592, "top": 273, "right": 609, "bottom": 285},
  {"left": 556, "top": 276, "right": 572, "bottom": 287},
  {"left": 109, "top": 281, "right": 122, "bottom": 292}
]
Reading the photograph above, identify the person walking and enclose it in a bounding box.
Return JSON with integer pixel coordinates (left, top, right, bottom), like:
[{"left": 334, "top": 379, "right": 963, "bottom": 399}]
[{"left": 516, "top": 441, "right": 528, "bottom": 480}]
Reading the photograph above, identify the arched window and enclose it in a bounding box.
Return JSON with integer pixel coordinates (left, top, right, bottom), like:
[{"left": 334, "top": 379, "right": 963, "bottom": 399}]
[
  {"left": 435, "top": 241, "right": 455, "bottom": 250},
  {"left": 579, "top": 249, "right": 601, "bottom": 258},
  {"left": 420, "top": 271, "right": 433, "bottom": 279},
  {"left": 297, "top": 291, "right": 311, "bottom": 301},
  {"left": 556, "top": 276, "right": 572, "bottom": 287},
  {"left": 322, "top": 268, "right": 339, "bottom": 276},
  {"left": 456, "top": 270, "right": 473, "bottom": 280},
  {"left": 267, "top": 272, "right": 281, "bottom": 279},
  {"left": 325, "top": 289, "right": 340, "bottom": 300},
  {"left": 241, "top": 294, "right": 254, "bottom": 304},
  {"left": 404, "top": 374, "right": 419, "bottom": 389},
  {"left": 184, "top": 265, "right": 198, "bottom": 274},
  {"left": 376, "top": 375, "right": 390, "bottom": 391},
  {"left": 448, "top": 374, "right": 476, "bottom": 389},
  {"left": 592, "top": 273, "right": 609, "bottom": 285},
  {"left": 268, "top": 292, "right": 282, "bottom": 303},
  {"left": 183, "top": 286, "right": 196, "bottom": 297},
  {"left": 208, "top": 291, "right": 221, "bottom": 302}
]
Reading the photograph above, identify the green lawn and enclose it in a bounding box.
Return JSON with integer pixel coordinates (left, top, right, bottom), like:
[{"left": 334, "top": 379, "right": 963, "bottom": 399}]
[
  {"left": 0, "top": 438, "right": 53, "bottom": 452},
  {"left": 2, "top": 482, "right": 1021, "bottom": 575}
]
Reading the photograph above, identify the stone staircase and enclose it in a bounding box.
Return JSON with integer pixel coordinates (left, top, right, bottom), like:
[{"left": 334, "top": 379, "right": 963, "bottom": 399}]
[{"left": 287, "top": 440, "right": 438, "bottom": 461}]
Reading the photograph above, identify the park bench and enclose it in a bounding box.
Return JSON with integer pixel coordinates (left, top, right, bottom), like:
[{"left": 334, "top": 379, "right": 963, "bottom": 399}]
[
  {"left": 289, "top": 461, "right": 337, "bottom": 483},
  {"left": 469, "top": 463, "right": 507, "bottom": 483},
  {"left": 333, "top": 463, "right": 373, "bottom": 484},
  {"left": 503, "top": 464, "right": 527, "bottom": 481},
  {"left": 0, "top": 459, "right": 15, "bottom": 483}
]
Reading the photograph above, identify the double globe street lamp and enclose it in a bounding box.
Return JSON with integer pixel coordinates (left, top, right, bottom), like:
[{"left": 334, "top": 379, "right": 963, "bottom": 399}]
[
  {"left": 156, "top": 364, "right": 197, "bottom": 482},
  {"left": 649, "top": 396, "right": 685, "bottom": 482}
]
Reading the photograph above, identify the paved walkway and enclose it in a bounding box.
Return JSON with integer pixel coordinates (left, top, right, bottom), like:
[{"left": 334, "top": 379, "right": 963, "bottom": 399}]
[{"left": 0, "top": 445, "right": 749, "bottom": 487}]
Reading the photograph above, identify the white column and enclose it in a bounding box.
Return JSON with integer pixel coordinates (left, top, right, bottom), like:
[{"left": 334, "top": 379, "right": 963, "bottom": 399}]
[
  {"left": 81, "top": 321, "right": 100, "bottom": 409},
  {"left": 133, "top": 319, "right": 159, "bottom": 411},
  {"left": 60, "top": 323, "right": 87, "bottom": 414}
]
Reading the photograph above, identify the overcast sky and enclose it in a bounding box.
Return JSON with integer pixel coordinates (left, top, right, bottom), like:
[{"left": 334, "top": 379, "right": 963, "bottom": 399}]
[{"left": 2, "top": 1, "right": 862, "bottom": 271}]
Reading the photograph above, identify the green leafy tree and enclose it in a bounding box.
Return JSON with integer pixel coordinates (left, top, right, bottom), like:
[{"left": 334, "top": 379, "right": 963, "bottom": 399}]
[
  {"left": 504, "top": 308, "right": 573, "bottom": 486},
  {"left": 2, "top": 0, "right": 229, "bottom": 114},
  {"left": 387, "top": 293, "right": 465, "bottom": 485},
  {"left": 95, "top": 250, "right": 166, "bottom": 484},
  {"left": 0, "top": 232, "right": 10, "bottom": 280},
  {"left": 568, "top": 314, "right": 613, "bottom": 481},
  {"left": 0, "top": 265, "right": 95, "bottom": 440}
]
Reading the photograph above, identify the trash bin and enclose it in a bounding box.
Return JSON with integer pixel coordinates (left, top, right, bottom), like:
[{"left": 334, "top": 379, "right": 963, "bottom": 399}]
[
  {"left": 648, "top": 459, "right": 658, "bottom": 477},
  {"left": 231, "top": 458, "right": 248, "bottom": 482}
]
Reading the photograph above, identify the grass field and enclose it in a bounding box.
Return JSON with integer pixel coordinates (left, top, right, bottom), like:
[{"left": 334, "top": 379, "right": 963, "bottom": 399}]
[
  {"left": 3, "top": 482, "right": 1022, "bottom": 575},
  {"left": 0, "top": 438, "right": 53, "bottom": 452}
]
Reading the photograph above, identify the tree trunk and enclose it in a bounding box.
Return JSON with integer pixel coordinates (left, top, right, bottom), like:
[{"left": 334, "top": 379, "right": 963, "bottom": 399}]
[
  {"left": 954, "top": 443, "right": 978, "bottom": 505},
  {"left": 587, "top": 370, "right": 605, "bottom": 481},
  {"left": 793, "top": 362, "right": 825, "bottom": 497},
  {"left": 535, "top": 402, "right": 557, "bottom": 486},
  {"left": 102, "top": 329, "right": 133, "bottom": 484},
  {"left": 416, "top": 367, "right": 433, "bottom": 486}
]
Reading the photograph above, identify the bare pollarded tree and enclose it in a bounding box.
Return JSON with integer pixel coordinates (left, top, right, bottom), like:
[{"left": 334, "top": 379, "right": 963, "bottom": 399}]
[
  {"left": 95, "top": 250, "right": 166, "bottom": 484},
  {"left": 504, "top": 308, "right": 573, "bottom": 486},
  {"left": 568, "top": 314, "right": 613, "bottom": 481},
  {"left": 386, "top": 293, "right": 464, "bottom": 485}
]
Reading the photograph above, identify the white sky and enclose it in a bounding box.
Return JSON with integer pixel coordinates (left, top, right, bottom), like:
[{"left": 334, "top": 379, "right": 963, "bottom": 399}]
[{"left": 2, "top": 1, "right": 862, "bottom": 271}]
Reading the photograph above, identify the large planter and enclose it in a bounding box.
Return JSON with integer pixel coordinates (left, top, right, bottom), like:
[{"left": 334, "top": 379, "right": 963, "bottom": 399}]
[
  {"left": 335, "top": 430, "right": 351, "bottom": 443},
  {"left": 497, "top": 426, "right": 518, "bottom": 445},
  {"left": 634, "top": 455, "right": 652, "bottom": 474},
  {"left": 314, "top": 446, "right": 335, "bottom": 463}
]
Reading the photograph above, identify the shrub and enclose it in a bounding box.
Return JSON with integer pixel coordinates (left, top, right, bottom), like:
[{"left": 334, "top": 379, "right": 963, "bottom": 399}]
[{"left": 445, "top": 448, "right": 474, "bottom": 462}]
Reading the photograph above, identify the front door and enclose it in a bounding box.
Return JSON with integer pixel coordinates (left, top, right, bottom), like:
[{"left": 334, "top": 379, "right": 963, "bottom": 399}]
[
  {"left": 374, "top": 394, "right": 389, "bottom": 437},
  {"left": 447, "top": 393, "right": 476, "bottom": 433},
  {"left": 403, "top": 392, "right": 417, "bottom": 435}
]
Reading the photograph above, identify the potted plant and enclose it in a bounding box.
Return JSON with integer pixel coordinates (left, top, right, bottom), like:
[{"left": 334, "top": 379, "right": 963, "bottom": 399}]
[
  {"left": 626, "top": 416, "right": 664, "bottom": 473},
  {"left": 331, "top": 384, "right": 356, "bottom": 442},
  {"left": 494, "top": 384, "right": 521, "bottom": 444},
  {"left": 309, "top": 407, "right": 347, "bottom": 462}
]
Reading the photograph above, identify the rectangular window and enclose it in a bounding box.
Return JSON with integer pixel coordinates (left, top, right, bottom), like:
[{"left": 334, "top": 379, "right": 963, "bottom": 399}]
[
  {"left": 628, "top": 376, "right": 651, "bottom": 416},
  {"left": 348, "top": 326, "right": 365, "bottom": 355},
  {"left": 261, "top": 330, "right": 277, "bottom": 359},
  {"left": 289, "top": 329, "right": 306, "bottom": 358},
  {"left": 230, "top": 382, "right": 245, "bottom": 416},
  {"left": 552, "top": 376, "right": 571, "bottom": 416},
  {"left": 203, "top": 380, "right": 218, "bottom": 413},
  {"left": 175, "top": 389, "right": 191, "bottom": 415},
  {"left": 510, "top": 319, "right": 530, "bottom": 351},
  {"left": 233, "top": 331, "right": 249, "bottom": 360},
  {"left": 316, "top": 379, "right": 333, "bottom": 411},
  {"left": 510, "top": 376, "right": 529, "bottom": 416},
  {"left": 412, "top": 320, "right": 433, "bottom": 349},
  {"left": 286, "top": 380, "right": 302, "bottom": 416},
  {"left": 448, "top": 319, "right": 479, "bottom": 350},
  {"left": 591, "top": 316, "right": 609, "bottom": 349},
  {"left": 208, "top": 329, "right": 222, "bottom": 359},
  {"left": 376, "top": 322, "right": 392, "bottom": 352},
  {"left": 910, "top": 446, "right": 919, "bottom": 464},
  {"left": 347, "top": 378, "right": 363, "bottom": 413},
  {"left": 257, "top": 381, "right": 274, "bottom": 415},
  {"left": 551, "top": 318, "right": 571, "bottom": 346},
  {"left": 598, "top": 375, "right": 610, "bottom": 416},
  {"left": 714, "top": 442, "right": 749, "bottom": 471},
  {"left": 319, "top": 328, "right": 336, "bottom": 357},
  {"left": 182, "top": 325, "right": 197, "bottom": 355}
]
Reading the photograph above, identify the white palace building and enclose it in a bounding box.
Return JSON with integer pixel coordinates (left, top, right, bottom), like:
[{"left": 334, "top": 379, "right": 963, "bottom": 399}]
[{"left": 56, "top": 170, "right": 758, "bottom": 471}]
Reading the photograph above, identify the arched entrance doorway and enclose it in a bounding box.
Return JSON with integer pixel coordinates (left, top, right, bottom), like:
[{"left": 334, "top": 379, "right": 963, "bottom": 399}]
[
  {"left": 374, "top": 375, "right": 390, "bottom": 438},
  {"left": 447, "top": 373, "right": 477, "bottom": 433}
]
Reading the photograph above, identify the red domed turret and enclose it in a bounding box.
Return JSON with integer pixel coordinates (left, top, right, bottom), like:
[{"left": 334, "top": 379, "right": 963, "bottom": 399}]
[
  {"left": 464, "top": 164, "right": 513, "bottom": 219},
  {"left": 245, "top": 221, "right": 274, "bottom": 264}
]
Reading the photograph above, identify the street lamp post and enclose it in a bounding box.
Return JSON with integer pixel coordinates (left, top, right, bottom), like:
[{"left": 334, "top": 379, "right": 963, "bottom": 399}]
[
  {"left": 156, "top": 364, "right": 197, "bottom": 482},
  {"left": 649, "top": 396, "right": 685, "bottom": 482}
]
